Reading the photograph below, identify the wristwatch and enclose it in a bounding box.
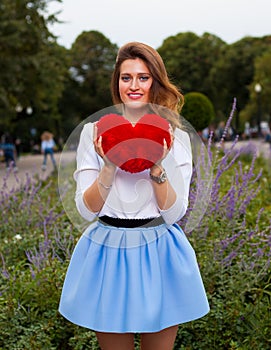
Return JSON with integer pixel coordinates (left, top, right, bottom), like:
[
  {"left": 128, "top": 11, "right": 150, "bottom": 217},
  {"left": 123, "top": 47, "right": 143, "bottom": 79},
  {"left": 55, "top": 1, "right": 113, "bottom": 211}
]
[{"left": 150, "top": 168, "right": 167, "bottom": 184}]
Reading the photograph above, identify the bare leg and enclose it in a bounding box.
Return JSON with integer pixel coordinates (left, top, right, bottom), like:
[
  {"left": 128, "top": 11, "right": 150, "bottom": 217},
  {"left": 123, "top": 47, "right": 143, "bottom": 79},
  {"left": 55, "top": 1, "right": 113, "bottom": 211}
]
[
  {"left": 95, "top": 331, "right": 135, "bottom": 350},
  {"left": 140, "top": 325, "right": 178, "bottom": 350}
]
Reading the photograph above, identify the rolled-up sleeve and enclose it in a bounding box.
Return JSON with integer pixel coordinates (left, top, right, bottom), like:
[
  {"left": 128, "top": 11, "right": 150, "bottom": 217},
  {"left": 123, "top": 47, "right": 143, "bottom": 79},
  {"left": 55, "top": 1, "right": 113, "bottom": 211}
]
[{"left": 159, "top": 128, "right": 193, "bottom": 225}]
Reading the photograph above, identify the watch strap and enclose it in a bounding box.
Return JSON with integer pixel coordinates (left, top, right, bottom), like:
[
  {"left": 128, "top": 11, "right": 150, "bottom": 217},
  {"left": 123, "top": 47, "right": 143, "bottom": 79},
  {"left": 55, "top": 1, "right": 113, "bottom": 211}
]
[{"left": 150, "top": 168, "right": 167, "bottom": 184}]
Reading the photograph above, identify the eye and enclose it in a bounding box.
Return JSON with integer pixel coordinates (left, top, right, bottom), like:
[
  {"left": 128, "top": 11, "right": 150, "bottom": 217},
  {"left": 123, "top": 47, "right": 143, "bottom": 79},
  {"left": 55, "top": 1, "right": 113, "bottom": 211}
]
[
  {"left": 120, "top": 75, "right": 131, "bottom": 82},
  {"left": 139, "top": 75, "right": 150, "bottom": 82}
]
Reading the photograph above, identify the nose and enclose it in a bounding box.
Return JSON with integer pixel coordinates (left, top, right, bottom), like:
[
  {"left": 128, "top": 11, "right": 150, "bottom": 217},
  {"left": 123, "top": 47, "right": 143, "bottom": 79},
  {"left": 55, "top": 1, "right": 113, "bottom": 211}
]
[{"left": 130, "top": 77, "right": 139, "bottom": 90}]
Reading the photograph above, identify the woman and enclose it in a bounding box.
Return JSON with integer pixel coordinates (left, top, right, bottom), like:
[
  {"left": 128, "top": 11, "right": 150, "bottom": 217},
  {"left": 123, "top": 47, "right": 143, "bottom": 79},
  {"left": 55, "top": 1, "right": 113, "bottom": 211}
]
[
  {"left": 59, "top": 42, "right": 209, "bottom": 350},
  {"left": 40, "top": 131, "right": 57, "bottom": 171}
]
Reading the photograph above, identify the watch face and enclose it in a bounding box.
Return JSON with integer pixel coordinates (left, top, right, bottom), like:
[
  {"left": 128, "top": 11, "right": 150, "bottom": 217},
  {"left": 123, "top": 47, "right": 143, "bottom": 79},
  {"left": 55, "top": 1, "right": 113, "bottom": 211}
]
[
  {"left": 157, "top": 171, "right": 167, "bottom": 183},
  {"left": 150, "top": 170, "right": 167, "bottom": 183},
  {"left": 160, "top": 172, "right": 167, "bottom": 182}
]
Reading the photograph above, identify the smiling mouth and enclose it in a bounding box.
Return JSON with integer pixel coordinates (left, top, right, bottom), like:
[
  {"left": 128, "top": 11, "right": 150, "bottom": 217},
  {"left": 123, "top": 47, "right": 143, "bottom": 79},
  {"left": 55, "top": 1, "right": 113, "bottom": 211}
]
[{"left": 128, "top": 93, "right": 143, "bottom": 99}]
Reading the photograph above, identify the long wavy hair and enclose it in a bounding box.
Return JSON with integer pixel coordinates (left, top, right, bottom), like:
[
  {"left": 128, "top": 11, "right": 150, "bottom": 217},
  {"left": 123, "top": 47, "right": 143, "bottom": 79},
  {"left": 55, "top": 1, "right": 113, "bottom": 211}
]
[{"left": 111, "top": 42, "right": 183, "bottom": 129}]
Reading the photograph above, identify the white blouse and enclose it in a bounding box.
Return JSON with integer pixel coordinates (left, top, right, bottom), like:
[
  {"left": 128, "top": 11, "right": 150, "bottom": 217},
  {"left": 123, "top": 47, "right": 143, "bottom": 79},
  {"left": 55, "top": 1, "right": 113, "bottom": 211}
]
[{"left": 74, "top": 122, "right": 192, "bottom": 225}]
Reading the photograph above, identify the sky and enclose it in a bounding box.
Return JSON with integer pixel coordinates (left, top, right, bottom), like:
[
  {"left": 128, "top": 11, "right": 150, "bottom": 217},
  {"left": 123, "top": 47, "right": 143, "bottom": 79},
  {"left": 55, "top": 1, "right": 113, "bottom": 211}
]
[{"left": 48, "top": 0, "right": 271, "bottom": 49}]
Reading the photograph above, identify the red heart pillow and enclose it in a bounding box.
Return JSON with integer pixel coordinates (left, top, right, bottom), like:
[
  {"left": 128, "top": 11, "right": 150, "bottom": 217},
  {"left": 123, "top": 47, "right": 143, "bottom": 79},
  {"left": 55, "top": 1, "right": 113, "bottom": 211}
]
[{"left": 96, "top": 114, "right": 172, "bottom": 173}]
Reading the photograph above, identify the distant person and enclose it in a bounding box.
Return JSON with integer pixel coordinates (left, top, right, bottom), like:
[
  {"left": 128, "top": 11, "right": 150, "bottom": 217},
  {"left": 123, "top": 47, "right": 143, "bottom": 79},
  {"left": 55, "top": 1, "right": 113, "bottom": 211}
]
[
  {"left": 201, "top": 127, "right": 209, "bottom": 143},
  {"left": 216, "top": 121, "right": 225, "bottom": 141},
  {"left": 243, "top": 122, "right": 251, "bottom": 140},
  {"left": 40, "top": 131, "right": 57, "bottom": 171},
  {"left": 1, "top": 135, "right": 18, "bottom": 171},
  {"left": 266, "top": 130, "right": 271, "bottom": 151},
  {"left": 15, "top": 138, "right": 22, "bottom": 159},
  {"left": 264, "top": 122, "right": 271, "bottom": 147}
]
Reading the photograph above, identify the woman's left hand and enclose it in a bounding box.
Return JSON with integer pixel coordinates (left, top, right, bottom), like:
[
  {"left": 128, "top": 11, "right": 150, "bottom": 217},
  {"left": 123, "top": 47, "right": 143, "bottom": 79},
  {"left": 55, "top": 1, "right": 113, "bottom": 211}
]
[{"left": 153, "top": 125, "right": 174, "bottom": 168}]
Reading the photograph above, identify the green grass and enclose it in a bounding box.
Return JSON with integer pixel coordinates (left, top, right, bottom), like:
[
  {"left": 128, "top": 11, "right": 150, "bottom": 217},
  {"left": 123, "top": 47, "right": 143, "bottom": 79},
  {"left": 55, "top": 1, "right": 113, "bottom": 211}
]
[{"left": 0, "top": 152, "right": 270, "bottom": 349}]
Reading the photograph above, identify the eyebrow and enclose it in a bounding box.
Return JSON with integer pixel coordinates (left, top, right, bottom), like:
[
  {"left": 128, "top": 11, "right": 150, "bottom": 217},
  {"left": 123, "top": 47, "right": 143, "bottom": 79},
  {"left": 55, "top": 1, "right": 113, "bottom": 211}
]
[{"left": 120, "top": 72, "right": 151, "bottom": 75}]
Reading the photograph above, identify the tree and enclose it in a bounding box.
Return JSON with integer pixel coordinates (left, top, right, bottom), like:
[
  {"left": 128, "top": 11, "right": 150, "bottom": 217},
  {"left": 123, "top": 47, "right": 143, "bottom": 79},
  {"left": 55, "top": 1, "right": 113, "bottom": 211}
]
[
  {"left": 239, "top": 50, "right": 271, "bottom": 127},
  {"left": 59, "top": 30, "right": 118, "bottom": 128},
  {"left": 158, "top": 32, "right": 226, "bottom": 96},
  {"left": 209, "top": 36, "right": 271, "bottom": 119},
  {"left": 0, "top": 0, "right": 66, "bottom": 141},
  {"left": 181, "top": 92, "right": 215, "bottom": 131},
  {"left": 253, "top": 51, "right": 271, "bottom": 120}
]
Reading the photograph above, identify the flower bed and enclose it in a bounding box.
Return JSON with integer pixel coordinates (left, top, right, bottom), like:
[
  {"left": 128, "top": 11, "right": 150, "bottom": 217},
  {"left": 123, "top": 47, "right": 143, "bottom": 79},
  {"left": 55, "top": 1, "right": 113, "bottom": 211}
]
[{"left": 0, "top": 106, "right": 270, "bottom": 349}]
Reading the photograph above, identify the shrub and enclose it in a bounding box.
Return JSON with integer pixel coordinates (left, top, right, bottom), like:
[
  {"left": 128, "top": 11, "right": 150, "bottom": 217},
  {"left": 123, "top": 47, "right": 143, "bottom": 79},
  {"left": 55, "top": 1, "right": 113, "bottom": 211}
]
[{"left": 182, "top": 91, "right": 215, "bottom": 131}]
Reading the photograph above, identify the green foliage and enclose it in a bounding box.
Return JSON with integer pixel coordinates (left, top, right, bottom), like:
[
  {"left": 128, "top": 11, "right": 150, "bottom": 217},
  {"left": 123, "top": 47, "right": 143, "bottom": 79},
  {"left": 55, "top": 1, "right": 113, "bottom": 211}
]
[
  {"left": 0, "top": 142, "right": 270, "bottom": 349},
  {"left": 158, "top": 33, "right": 271, "bottom": 124},
  {"left": 1, "top": 6, "right": 271, "bottom": 143},
  {"left": 0, "top": 175, "right": 63, "bottom": 265},
  {"left": 0, "top": 260, "right": 74, "bottom": 350},
  {"left": 208, "top": 36, "right": 271, "bottom": 117},
  {"left": 59, "top": 31, "right": 118, "bottom": 122},
  {"left": 175, "top": 149, "right": 271, "bottom": 349},
  {"left": 254, "top": 50, "right": 271, "bottom": 110},
  {"left": 158, "top": 31, "right": 226, "bottom": 122},
  {"left": 0, "top": 0, "right": 68, "bottom": 141},
  {"left": 0, "top": 174, "right": 81, "bottom": 349},
  {"left": 0, "top": 12, "right": 271, "bottom": 346},
  {"left": 181, "top": 92, "right": 215, "bottom": 130},
  {"left": 240, "top": 49, "right": 271, "bottom": 125},
  {"left": 158, "top": 32, "right": 226, "bottom": 95}
]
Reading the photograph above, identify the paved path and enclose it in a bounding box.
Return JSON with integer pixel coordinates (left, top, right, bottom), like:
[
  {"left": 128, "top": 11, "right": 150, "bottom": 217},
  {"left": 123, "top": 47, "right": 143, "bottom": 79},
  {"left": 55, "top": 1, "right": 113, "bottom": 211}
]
[
  {"left": 0, "top": 139, "right": 270, "bottom": 191},
  {"left": 223, "top": 138, "right": 271, "bottom": 160},
  {"left": 0, "top": 151, "right": 76, "bottom": 191}
]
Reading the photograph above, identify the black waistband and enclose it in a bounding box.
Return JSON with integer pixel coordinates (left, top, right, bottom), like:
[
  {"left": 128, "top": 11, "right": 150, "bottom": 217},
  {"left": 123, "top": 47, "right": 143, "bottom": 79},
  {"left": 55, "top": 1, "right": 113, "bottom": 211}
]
[{"left": 98, "top": 216, "right": 164, "bottom": 228}]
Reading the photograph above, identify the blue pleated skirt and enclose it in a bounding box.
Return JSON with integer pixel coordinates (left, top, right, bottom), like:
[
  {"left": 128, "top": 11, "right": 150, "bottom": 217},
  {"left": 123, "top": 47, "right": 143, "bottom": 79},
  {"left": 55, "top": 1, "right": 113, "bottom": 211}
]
[{"left": 59, "top": 221, "right": 209, "bottom": 333}]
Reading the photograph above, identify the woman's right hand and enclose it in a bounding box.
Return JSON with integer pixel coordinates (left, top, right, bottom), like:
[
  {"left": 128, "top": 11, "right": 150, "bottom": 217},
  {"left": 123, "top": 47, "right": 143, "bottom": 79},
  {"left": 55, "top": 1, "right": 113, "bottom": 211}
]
[{"left": 93, "top": 123, "right": 116, "bottom": 169}]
